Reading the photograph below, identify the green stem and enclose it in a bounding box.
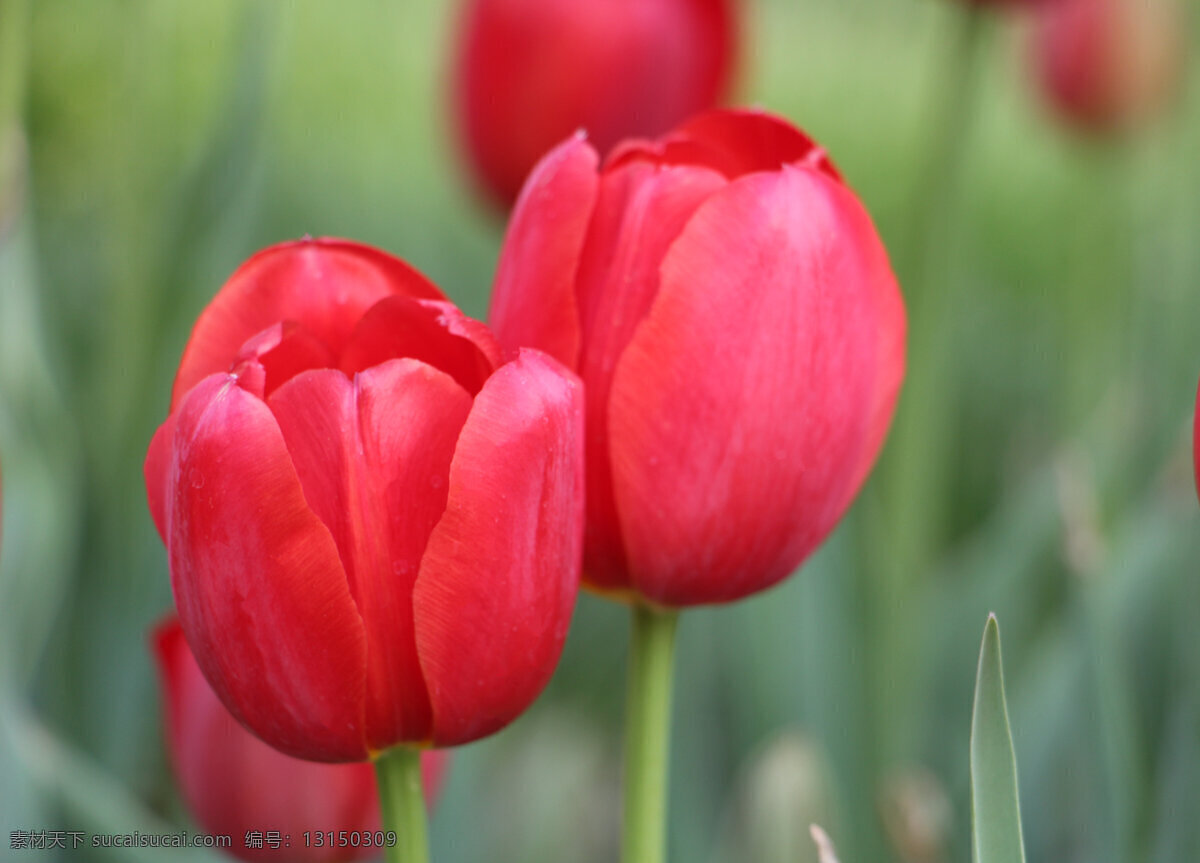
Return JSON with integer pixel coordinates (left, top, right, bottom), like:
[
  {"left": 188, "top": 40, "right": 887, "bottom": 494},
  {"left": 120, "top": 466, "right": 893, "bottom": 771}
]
[
  {"left": 868, "top": 3, "right": 988, "bottom": 768},
  {"left": 888, "top": 1, "right": 986, "bottom": 586},
  {"left": 374, "top": 746, "right": 429, "bottom": 863},
  {"left": 622, "top": 604, "right": 680, "bottom": 863},
  {"left": 0, "top": 0, "right": 30, "bottom": 132},
  {"left": 0, "top": 0, "right": 30, "bottom": 235}
]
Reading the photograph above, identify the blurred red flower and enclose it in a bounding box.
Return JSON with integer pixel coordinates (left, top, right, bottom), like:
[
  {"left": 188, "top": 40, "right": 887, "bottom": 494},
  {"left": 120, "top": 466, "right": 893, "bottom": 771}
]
[
  {"left": 1193, "top": 379, "right": 1199, "bottom": 501},
  {"left": 153, "top": 617, "right": 448, "bottom": 863},
  {"left": 452, "top": 0, "right": 736, "bottom": 208},
  {"left": 489, "top": 109, "right": 906, "bottom": 607},
  {"left": 145, "top": 238, "right": 584, "bottom": 761},
  {"left": 1032, "top": 0, "right": 1185, "bottom": 132}
]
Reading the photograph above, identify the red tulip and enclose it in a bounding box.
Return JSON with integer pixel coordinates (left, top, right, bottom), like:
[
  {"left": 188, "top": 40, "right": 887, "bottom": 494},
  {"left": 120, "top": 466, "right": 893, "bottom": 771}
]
[
  {"left": 1032, "top": 0, "right": 1185, "bottom": 133},
  {"left": 452, "top": 0, "right": 736, "bottom": 208},
  {"left": 153, "top": 617, "right": 448, "bottom": 862},
  {"left": 488, "top": 108, "right": 906, "bottom": 607},
  {"left": 145, "top": 238, "right": 584, "bottom": 761}
]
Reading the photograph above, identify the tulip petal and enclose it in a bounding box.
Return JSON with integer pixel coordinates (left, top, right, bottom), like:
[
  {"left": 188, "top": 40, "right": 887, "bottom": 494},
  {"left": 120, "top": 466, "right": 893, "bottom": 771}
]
[
  {"left": 169, "top": 374, "right": 369, "bottom": 761},
  {"left": 144, "top": 411, "right": 177, "bottom": 543},
  {"left": 608, "top": 108, "right": 842, "bottom": 183},
  {"left": 432, "top": 302, "right": 504, "bottom": 370},
  {"left": 609, "top": 167, "right": 904, "bottom": 605},
  {"left": 172, "top": 239, "right": 445, "bottom": 408},
  {"left": 1194, "top": 379, "right": 1199, "bottom": 501},
  {"left": 574, "top": 160, "right": 725, "bottom": 589},
  {"left": 414, "top": 350, "right": 584, "bottom": 746},
  {"left": 268, "top": 362, "right": 473, "bottom": 749},
  {"left": 152, "top": 619, "right": 195, "bottom": 786},
  {"left": 488, "top": 134, "right": 599, "bottom": 368},
  {"left": 339, "top": 296, "right": 499, "bottom": 396},
  {"left": 231, "top": 321, "right": 336, "bottom": 398}
]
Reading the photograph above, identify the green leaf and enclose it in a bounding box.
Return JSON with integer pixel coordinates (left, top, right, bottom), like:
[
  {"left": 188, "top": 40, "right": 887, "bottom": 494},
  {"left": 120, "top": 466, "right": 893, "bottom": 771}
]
[{"left": 970, "top": 614, "right": 1027, "bottom": 863}]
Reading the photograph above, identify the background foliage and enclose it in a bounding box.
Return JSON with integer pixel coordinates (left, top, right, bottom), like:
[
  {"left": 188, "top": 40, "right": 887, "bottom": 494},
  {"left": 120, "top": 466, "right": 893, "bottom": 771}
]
[{"left": 1, "top": 1, "right": 1197, "bottom": 861}]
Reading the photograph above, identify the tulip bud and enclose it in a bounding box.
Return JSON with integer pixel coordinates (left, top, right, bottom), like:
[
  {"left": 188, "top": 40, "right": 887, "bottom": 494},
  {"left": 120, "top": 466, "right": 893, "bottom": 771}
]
[
  {"left": 488, "top": 109, "right": 906, "bottom": 607},
  {"left": 153, "top": 618, "right": 448, "bottom": 862},
  {"left": 452, "top": 0, "right": 736, "bottom": 208},
  {"left": 1032, "top": 0, "right": 1186, "bottom": 133},
  {"left": 145, "top": 238, "right": 585, "bottom": 761}
]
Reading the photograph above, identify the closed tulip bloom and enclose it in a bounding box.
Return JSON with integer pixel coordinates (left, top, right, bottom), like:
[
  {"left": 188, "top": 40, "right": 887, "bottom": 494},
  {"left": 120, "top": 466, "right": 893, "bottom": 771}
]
[
  {"left": 145, "top": 238, "right": 584, "bottom": 761},
  {"left": 453, "top": 0, "right": 736, "bottom": 208},
  {"left": 489, "top": 109, "right": 906, "bottom": 607},
  {"left": 1033, "top": 0, "right": 1185, "bottom": 133},
  {"left": 153, "top": 618, "right": 448, "bottom": 862}
]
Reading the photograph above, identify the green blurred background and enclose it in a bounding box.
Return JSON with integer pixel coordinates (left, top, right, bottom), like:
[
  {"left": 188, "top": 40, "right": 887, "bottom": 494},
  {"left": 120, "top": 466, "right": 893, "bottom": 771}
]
[{"left": 1, "top": 0, "right": 1197, "bottom": 861}]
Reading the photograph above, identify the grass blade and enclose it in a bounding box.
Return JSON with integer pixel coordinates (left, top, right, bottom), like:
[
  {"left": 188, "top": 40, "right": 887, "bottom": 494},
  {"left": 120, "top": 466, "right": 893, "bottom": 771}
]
[{"left": 970, "top": 614, "right": 1026, "bottom": 863}]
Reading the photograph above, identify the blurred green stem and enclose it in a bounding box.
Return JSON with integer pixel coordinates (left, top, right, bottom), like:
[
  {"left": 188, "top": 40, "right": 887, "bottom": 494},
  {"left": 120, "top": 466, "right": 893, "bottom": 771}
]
[
  {"left": 623, "top": 604, "right": 679, "bottom": 863},
  {"left": 870, "top": 4, "right": 987, "bottom": 765},
  {"left": 887, "top": 0, "right": 986, "bottom": 599},
  {"left": 374, "top": 746, "right": 429, "bottom": 863},
  {"left": 1076, "top": 579, "right": 1144, "bottom": 861},
  {"left": 0, "top": 0, "right": 29, "bottom": 130},
  {"left": 0, "top": 0, "right": 30, "bottom": 233}
]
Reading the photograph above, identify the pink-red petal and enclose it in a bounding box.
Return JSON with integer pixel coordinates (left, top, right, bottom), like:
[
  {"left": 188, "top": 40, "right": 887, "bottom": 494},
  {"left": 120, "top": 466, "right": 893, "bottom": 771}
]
[
  {"left": 489, "top": 134, "right": 599, "bottom": 367},
  {"left": 171, "top": 239, "right": 445, "bottom": 408},
  {"left": 144, "top": 411, "right": 178, "bottom": 543},
  {"left": 339, "top": 297, "right": 498, "bottom": 396},
  {"left": 608, "top": 108, "right": 841, "bottom": 183},
  {"left": 268, "top": 362, "right": 473, "bottom": 749},
  {"left": 432, "top": 302, "right": 504, "bottom": 371},
  {"left": 574, "top": 159, "right": 725, "bottom": 590},
  {"left": 168, "top": 374, "right": 369, "bottom": 761},
  {"left": 231, "top": 322, "right": 336, "bottom": 399},
  {"left": 414, "top": 350, "right": 584, "bottom": 746},
  {"left": 1194, "top": 379, "right": 1199, "bottom": 502},
  {"left": 608, "top": 167, "right": 904, "bottom": 606}
]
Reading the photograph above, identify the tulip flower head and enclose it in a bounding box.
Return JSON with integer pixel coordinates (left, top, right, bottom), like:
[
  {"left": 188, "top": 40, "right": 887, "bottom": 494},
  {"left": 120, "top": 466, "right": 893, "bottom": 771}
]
[
  {"left": 146, "top": 238, "right": 584, "bottom": 761},
  {"left": 452, "top": 0, "right": 736, "bottom": 207},
  {"left": 153, "top": 618, "right": 448, "bottom": 862},
  {"left": 489, "top": 109, "right": 906, "bottom": 607},
  {"left": 1032, "top": 0, "right": 1186, "bottom": 133}
]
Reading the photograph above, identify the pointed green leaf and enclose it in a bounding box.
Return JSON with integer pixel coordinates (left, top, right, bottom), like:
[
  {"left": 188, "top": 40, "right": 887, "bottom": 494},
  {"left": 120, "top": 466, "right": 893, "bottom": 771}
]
[{"left": 970, "top": 614, "right": 1027, "bottom": 863}]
